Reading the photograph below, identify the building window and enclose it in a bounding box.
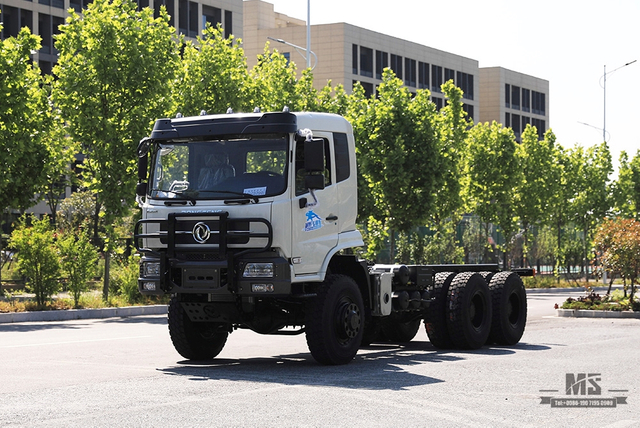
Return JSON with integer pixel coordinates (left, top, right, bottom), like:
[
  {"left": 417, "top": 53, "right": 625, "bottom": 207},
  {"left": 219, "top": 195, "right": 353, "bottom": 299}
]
[
  {"left": 457, "top": 71, "right": 474, "bottom": 100},
  {"left": 282, "top": 52, "right": 291, "bottom": 65},
  {"left": 155, "top": 0, "right": 173, "bottom": 24},
  {"left": 136, "top": 0, "right": 150, "bottom": 10},
  {"left": 354, "top": 80, "right": 374, "bottom": 98},
  {"left": 463, "top": 103, "right": 474, "bottom": 121},
  {"left": 532, "top": 118, "right": 546, "bottom": 139},
  {"left": 71, "top": 0, "right": 93, "bottom": 13},
  {"left": 155, "top": 0, "right": 175, "bottom": 27},
  {"left": 224, "top": 10, "right": 232, "bottom": 38},
  {"left": 522, "top": 115, "right": 530, "bottom": 131},
  {"left": 390, "top": 54, "right": 403, "bottom": 79},
  {"left": 352, "top": 44, "right": 358, "bottom": 75},
  {"left": 505, "top": 112, "right": 510, "bottom": 128},
  {"left": 522, "top": 88, "right": 530, "bottom": 113},
  {"left": 432, "top": 96, "right": 443, "bottom": 110},
  {"left": 511, "top": 85, "right": 520, "bottom": 110},
  {"left": 1, "top": 7, "right": 33, "bottom": 39},
  {"left": 418, "top": 62, "right": 429, "bottom": 89},
  {"left": 404, "top": 58, "right": 416, "bottom": 87},
  {"left": 512, "top": 113, "right": 521, "bottom": 135},
  {"left": 39, "top": 60, "right": 52, "bottom": 75},
  {"left": 202, "top": 5, "right": 222, "bottom": 30},
  {"left": 38, "top": 14, "right": 52, "bottom": 54},
  {"left": 505, "top": 84, "right": 510, "bottom": 108},
  {"left": 360, "top": 46, "right": 373, "bottom": 78},
  {"left": 532, "top": 91, "right": 546, "bottom": 115},
  {"left": 375, "top": 50, "right": 388, "bottom": 80},
  {"left": 431, "top": 65, "right": 442, "bottom": 92},
  {"left": 444, "top": 68, "right": 455, "bottom": 83}
]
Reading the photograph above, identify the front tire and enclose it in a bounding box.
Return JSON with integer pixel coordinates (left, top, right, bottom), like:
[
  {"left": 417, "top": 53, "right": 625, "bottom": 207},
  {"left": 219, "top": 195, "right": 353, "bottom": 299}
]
[
  {"left": 168, "top": 296, "right": 229, "bottom": 360},
  {"left": 305, "top": 274, "right": 364, "bottom": 365}
]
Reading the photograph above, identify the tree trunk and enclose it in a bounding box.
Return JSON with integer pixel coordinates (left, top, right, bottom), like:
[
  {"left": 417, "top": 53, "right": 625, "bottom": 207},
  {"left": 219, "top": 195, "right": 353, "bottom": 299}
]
[{"left": 103, "top": 251, "right": 110, "bottom": 301}]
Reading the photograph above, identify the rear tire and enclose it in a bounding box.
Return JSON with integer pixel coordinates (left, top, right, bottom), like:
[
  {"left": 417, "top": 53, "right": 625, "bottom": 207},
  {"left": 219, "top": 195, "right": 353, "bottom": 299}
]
[
  {"left": 381, "top": 317, "right": 422, "bottom": 343},
  {"left": 487, "top": 271, "right": 527, "bottom": 345},
  {"left": 305, "top": 274, "right": 364, "bottom": 365},
  {"left": 168, "top": 296, "right": 229, "bottom": 360},
  {"left": 425, "top": 272, "right": 456, "bottom": 349},
  {"left": 446, "top": 272, "right": 492, "bottom": 350}
]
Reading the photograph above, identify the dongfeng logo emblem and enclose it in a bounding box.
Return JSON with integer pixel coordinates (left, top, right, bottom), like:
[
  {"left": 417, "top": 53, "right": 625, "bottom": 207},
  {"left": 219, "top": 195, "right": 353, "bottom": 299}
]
[{"left": 193, "top": 222, "right": 211, "bottom": 244}]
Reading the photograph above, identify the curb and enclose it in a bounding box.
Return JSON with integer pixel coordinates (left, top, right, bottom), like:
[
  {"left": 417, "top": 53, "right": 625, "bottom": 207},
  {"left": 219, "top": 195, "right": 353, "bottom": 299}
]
[
  {"left": 556, "top": 309, "right": 640, "bottom": 319},
  {"left": 0, "top": 305, "right": 168, "bottom": 324},
  {"left": 525, "top": 286, "right": 623, "bottom": 294}
]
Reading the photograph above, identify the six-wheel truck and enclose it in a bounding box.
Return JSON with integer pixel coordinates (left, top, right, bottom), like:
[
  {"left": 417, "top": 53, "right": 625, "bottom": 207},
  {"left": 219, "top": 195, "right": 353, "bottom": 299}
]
[{"left": 134, "top": 109, "right": 530, "bottom": 365}]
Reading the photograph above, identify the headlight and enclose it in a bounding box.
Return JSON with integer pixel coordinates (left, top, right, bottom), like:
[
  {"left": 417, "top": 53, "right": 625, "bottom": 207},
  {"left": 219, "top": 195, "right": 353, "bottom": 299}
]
[
  {"left": 243, "top": 262, "right": 274, "bottom": 278},
  {"left": 143, "top": 261, "right": 161, "bottom": 277}
]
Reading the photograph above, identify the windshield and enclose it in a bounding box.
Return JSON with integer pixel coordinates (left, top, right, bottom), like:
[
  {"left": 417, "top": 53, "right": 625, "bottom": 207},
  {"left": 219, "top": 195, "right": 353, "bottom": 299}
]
[{"left": 149, "top": 136, "right": 289, "bottom": 200}]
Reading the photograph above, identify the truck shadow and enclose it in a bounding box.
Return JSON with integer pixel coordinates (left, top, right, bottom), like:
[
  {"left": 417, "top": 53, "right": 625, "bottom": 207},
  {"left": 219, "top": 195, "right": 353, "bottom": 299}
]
[{"left": 157, "top": 341, "right": 550, "bottom": 391}]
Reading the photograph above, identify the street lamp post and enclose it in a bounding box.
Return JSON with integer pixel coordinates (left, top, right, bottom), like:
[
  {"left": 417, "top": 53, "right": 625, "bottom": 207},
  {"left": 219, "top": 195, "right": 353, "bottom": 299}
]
[
  {"left": 306, "top": 0, "right": 311, "bottom": 70},
  {"left": 267, "top": 37, "right": 318, "bottom": 71},
  {"left": 602, "top": 60, "right": 637, "bottom": 142}
]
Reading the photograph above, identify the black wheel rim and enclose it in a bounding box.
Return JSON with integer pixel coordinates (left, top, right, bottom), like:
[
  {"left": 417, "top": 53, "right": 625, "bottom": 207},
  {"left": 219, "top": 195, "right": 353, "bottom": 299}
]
[
  {"left": 507, "top": 292, "right": 521, "bottom": 326},
  {"left": 470, "top": 292, "right": 486, "bottom": 330},
  {"left": 335, "top": 298, "right": 361, "bottom": 344}
]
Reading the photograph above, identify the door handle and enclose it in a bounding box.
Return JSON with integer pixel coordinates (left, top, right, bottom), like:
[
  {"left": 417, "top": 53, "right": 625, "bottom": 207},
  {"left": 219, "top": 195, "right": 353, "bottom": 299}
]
[{"left": 326, "top": 215, "right": 338, "bottom": 221}]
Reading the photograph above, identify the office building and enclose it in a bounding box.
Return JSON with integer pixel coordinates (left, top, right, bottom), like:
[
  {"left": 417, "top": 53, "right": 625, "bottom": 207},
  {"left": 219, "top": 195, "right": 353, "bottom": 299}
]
[
  {"left": 479, "top": 67, "right": 549, "bottom": 140},
  {"left": 243, "top": 0, "right": 479, "bottom": 121},
  {"left": 0, "top": 0, "right": 243, "bottom": 74}
]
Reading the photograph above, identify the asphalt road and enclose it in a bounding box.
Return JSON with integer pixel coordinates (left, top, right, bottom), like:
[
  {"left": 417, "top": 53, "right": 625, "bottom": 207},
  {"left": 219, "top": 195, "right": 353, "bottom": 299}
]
[{"left": 0, "top": 290, "right": 638, "bottom": 427}]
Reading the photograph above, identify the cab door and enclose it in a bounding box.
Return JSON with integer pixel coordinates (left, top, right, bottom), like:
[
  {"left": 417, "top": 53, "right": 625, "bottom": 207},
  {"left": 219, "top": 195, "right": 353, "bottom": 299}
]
[{"left": 291, "top": 133, "right": 339, "bottom": 276}]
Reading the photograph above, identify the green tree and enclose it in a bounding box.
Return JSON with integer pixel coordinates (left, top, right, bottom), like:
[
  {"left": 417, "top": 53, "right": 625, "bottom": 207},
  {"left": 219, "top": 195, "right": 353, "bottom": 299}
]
[
  {"left": 463, "top": 121, "right": 521, "bottom": 266},
  {"left": 515, "top": 125, "right": 557, "bottom": 267},
  {"left": 0, "top": 26, "right": 53, "bottom": 284},
  {"left": 41, "top": 116, "right": 80, "bottom": 228},
  {"left": 173, "top": 25, "right": 249, "bottom": 116},
  {"left": 612, "top": 150, "right": 640, "bottom": 219},
  {"left": 355, "top": 70, "right": 440, "bottom": 260},
  {"left": 53, "top": 0, "right": 179, "bottom": 298},
  {"left": 9, "top": 216, "right": 61, "bottom": 307},
  {"left": 546, "top": 142, "right": 572, "bottom": 279},
  {"left": 567, "top": 143, "right": 613, "bottom": 280},
  {"left": 247, "top": 45, "right": 300, "bottom": 112},
  {"left": 58, "top": 229, "right": 98, "bottom": 308}
]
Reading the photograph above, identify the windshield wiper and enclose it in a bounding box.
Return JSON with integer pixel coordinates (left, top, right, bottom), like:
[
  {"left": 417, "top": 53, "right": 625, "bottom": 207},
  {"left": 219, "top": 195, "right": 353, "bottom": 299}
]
[
  {"left": 196, "top": 190, "right": 259, "bottom": 204},
  {"left": 161, "top": 190, "right": 197, "bottom": 206}
]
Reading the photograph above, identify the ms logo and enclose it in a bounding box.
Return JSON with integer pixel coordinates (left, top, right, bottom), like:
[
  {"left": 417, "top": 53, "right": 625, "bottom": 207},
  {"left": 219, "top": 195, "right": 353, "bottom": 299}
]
[{"left": 566, "top": 373, "right": 601, "bottom": 396}]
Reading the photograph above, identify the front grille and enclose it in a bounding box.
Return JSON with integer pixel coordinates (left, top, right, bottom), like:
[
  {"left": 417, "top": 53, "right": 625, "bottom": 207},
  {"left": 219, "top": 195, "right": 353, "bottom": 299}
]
[{"left": 177, "top": 252, "right": 224, "bottom": 261}]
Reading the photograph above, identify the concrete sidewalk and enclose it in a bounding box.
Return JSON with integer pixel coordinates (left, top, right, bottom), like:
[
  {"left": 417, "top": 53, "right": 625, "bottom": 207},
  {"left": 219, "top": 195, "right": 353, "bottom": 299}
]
[{"left": 0, "top": 305, "right": 167, "bottom": 324}]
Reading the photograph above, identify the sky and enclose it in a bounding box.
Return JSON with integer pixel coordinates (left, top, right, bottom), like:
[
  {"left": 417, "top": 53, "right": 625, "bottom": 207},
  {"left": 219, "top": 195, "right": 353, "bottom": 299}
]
[{"left": 256, "top": 0, "right": 639, "bottom": 173}]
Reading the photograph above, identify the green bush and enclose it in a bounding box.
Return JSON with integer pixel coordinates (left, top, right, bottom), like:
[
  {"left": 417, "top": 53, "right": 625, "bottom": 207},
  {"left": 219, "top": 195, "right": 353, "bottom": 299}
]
[
  {"left": 58, "top": 229, "right": 98, "bottom": 308},
  {"left": 109, "top": 256, "right": 140, "bottom": 304},
  {"left": 8, "top": 215, "right": 61, "bottom": 307}
]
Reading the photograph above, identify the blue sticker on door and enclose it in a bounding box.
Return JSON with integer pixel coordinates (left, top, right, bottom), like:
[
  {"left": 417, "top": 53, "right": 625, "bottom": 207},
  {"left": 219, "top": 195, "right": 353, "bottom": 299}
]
[{"left": 303, "top": 210, "right": 323, "bottom": 232}]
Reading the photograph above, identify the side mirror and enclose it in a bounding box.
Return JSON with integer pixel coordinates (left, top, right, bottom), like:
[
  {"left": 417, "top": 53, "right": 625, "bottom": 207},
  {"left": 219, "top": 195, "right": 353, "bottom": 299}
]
[
  {"left": 138, "top": 155, "right": 148, "bottom": 182},
  {"left": 136, "top": 182, "right": 148, "bottom": 197},
  {"left": 304, "top": 138, "right": 325, "bottom": 172},
  {"left": 304, "top": 174, "right": 325, "bottom": 190}
]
